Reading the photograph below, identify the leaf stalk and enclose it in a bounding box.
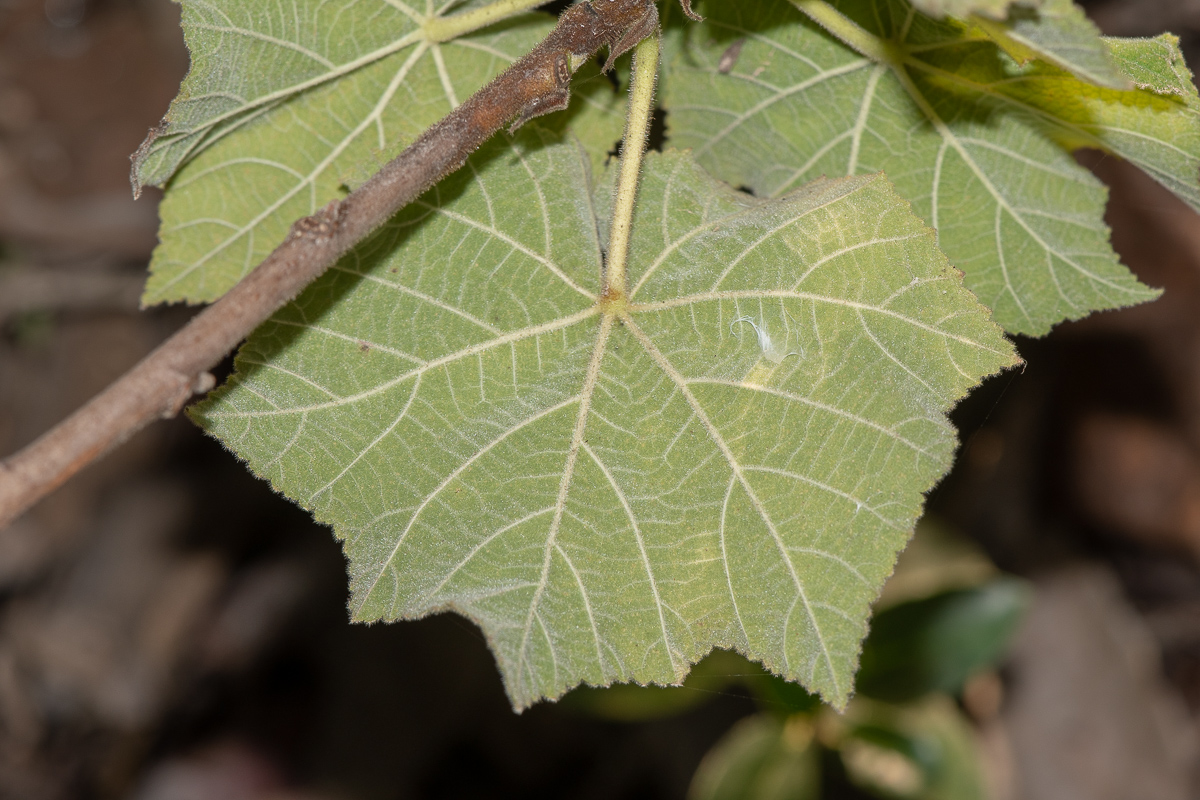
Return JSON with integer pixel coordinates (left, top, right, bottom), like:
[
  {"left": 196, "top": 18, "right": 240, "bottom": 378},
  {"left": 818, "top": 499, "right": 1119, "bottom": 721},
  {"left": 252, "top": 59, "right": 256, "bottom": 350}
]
[
  {"left": 423, "top": 0, "right": 551, "bottom": 43},
  {"left": 791, "top": 0, "right": 893, "bottom": 63},
  {"left": 604, "top": 33, "right": 660, "bottom": 300}
]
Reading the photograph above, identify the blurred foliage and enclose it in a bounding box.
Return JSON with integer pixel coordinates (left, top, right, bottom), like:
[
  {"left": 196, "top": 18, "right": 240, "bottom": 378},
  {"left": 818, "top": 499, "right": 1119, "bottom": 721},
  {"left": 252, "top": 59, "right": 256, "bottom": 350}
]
[
  {"left": 5, "top": 309, "right": 55, "bottom": 349},
  {"left": 855, "top": 579, "right": 1031, "bottom": 703},
  {"left": 689, "top": 715, "right": 820, "bottom": 800}
]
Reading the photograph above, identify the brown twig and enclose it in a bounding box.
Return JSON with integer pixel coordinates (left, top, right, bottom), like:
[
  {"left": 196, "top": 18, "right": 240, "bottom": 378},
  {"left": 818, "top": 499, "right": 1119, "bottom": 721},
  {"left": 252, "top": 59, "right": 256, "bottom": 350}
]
[{"left": 0, "top": 0, "right": 678, "bottom": 530}]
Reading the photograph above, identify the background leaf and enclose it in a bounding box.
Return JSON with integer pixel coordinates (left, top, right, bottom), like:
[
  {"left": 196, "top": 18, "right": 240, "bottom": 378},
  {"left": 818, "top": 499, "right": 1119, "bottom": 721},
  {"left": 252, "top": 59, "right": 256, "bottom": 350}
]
[
  {"left": 855, "top": 578, "right": 1031, "bottom": 702},
  {"left": 839, "top": 697, "right": 988, "bottom": 800},
  {"left": 689, "top": 715, "right": 820, "bottom": 800},
  {"left": 193, "top": 129, "right": 1015, "bottom": 709},
  {"left": 140, "top": 2, "right": 625, "bottom": 304},
  {"left": 660, "top": 0, "right": 1184, "bottom": 335},
  {"left": 971, "top": 0, "right": 1131, "bottom": 90}
]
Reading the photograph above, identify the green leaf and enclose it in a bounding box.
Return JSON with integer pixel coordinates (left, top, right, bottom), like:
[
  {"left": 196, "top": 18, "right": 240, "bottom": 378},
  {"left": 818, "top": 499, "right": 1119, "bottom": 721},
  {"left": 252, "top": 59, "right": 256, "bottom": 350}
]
[
  {"left": 971, "top": 0, "right": 1131, "bottom": 90},
  {"left": 689, "top": 714, "right": 821, "bottom": 800},
  {"left": 840, "top": 696, "right": 987, "bottom": 800},
  {"left": 661, "top": 0, "right": 1180, "bottom": 335},
  {"left": 192, "top": 128, "right": 1015, "bottom": 709},
  {"left": 907, "top": 0, "right": 1015, "bottom": 20},
  {"left": 1055, "top": 36, "right": 1200, "bottom": 209},
  {"left": 856, "top": 578, "right": 1031, "bottom": 702},
  {"left": 138, "top": 2, "right": 625, "bottom": 304},
  {"left": 1108, "top": 33, "right": 1198, "bottom": 98},
  {"left": 134, "top": 0, "right": 423, "bottom": 188},
  {"left": 843, "top": 0, "right": 1129, "bottom": 90}
]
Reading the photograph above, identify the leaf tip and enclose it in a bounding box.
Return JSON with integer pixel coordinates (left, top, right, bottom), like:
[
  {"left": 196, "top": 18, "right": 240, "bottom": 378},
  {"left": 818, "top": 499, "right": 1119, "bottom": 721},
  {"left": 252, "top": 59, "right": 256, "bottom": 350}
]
[{"left": 129, "top": 118, "right": 169, "bottom": 199}]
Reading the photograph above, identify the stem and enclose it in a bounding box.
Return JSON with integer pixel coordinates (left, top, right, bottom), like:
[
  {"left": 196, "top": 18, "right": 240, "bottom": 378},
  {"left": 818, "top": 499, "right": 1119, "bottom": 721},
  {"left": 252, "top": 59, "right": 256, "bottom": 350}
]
[
  {"left": 604, "top": 33, "right": 660, "bottom": 299},
  {"left": 424, "top": 0, "right": 551, "bottom": 43},
  {"left": 790, "top": 0, "right": 892, "bottom": 63},
  {"left": 0, "top": 0, "right": 665, "bottom": 530}
]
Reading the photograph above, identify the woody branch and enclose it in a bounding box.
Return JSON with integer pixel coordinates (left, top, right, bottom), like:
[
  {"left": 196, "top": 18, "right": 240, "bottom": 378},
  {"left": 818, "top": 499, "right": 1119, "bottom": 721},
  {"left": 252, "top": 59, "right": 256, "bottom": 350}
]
[{"left": 0, "top": 0, "right": 699, "bottom": 530}]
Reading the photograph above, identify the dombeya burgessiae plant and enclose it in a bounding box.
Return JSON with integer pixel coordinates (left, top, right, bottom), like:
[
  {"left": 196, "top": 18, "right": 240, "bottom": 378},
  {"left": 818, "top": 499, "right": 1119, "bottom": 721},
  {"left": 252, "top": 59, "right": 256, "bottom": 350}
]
[{"left": 38, "top": 0, "right": 1200, "bottom": 710}]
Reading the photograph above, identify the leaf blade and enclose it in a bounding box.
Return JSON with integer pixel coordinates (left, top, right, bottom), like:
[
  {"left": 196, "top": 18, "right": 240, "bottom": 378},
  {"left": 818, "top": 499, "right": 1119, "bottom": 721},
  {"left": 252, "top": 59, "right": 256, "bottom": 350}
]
[
  {"left": 908, "top": 0, "right": 1011, "bottom": 18},
  {"left": 662, "top": 0, "right": 1173, "bottom": 335},
  {"left": 141, "top": 3, "right": 625, "bottom": 305},
  {"left": 972, "top": 0, "right": 1131, "bottom": 90},
  {"left": 195, "top": 130, "right": 1015, "bottom": 708}
]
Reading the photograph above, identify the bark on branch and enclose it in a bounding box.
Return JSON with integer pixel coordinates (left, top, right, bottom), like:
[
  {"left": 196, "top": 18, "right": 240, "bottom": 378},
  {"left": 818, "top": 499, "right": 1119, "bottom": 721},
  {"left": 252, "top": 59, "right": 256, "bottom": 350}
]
[{"left": 0, "top": 0, "right": 678, "bottom": 530}]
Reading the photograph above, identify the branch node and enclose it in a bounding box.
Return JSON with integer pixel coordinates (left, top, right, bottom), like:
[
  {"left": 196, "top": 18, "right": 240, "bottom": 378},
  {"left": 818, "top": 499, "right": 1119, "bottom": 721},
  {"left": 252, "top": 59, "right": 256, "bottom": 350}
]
[
  {"left": 193, "top": 372, "right": 217, "bottom": 395},
  {"left": 288, "top": 199, "right": 344, "bottom": 242},
  {"left": 162, "top": 371, "right": 200, "bottom": 419}
]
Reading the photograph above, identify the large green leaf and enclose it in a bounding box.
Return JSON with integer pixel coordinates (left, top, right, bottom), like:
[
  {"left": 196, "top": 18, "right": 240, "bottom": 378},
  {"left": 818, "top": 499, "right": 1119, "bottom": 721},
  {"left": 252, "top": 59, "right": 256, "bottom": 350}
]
[
  {"left": 193, "top": 128, "right": 1015, "bottom": 709},
  {"left": 138, "top": 2, "right": 625, "bottom": 304},
  {"left": 660, "top": 0, "right": 1188, "bottom": 335}
]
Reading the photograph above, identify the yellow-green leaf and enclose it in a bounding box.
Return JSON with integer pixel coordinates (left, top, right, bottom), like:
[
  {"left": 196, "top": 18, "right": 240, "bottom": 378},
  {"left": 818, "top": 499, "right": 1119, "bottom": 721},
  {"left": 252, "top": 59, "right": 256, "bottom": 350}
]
[
  {"left": 138, "top": 2, "right": 625, "bottom": 304},
  {"left": 971, "top": 0, "right": 1131, "bottom": 90},
  {"left": 192, "top": 130, "right": 1016, "bottom": 709},
  {"left": 908, "top": 0, "right": 1015, "bottom": 19},
  {"left": 661, "top": 0, "right": 1179, "bottom": 335}
]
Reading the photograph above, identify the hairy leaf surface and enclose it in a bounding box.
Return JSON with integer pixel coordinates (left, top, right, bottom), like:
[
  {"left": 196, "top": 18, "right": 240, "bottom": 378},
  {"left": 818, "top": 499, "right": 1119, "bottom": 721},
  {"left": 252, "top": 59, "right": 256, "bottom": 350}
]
[
  {"left": 194, "top": 130, "right": 1015, "bottom": 709},
  {"left": 907, "top": 0, "right": 1014, "bottom": 19},
  {"left": 970, "top": 0, "right": 1129, "bottom": 89},
  {"left": 661, "top": 0, "right": 1191, "bottom": 335},
  {"left": 906, "top": 0, "right": 1124, "bottom": 91},
  {"left": 138, "top": 2, "right": 624, "bottom": 304}
]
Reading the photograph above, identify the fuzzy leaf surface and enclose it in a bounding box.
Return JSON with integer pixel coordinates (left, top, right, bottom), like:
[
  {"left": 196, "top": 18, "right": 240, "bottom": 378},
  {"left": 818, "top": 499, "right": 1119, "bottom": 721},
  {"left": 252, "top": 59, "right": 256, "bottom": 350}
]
[
  {"left": 661, "top": 0, "right": 1191, "bottom": 335},
  {"left": 138, "top": 2, "right": 624, "bottom": 304},
  {"left": 971, "top": 0, "right": 1129, "bottom": 89},
  {"left": 194, "top": 130, "right": 1015, "bottom": 709},
  {"left": 907, "top": 0, "right": 1015, "bottom": 19}
]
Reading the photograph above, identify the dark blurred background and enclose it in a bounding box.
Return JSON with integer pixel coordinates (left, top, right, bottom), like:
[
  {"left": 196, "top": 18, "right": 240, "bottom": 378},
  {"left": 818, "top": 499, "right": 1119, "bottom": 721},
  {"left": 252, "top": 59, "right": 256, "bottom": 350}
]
[{"left": 3, "top": 0, "right": 1200, "bottom": 797}]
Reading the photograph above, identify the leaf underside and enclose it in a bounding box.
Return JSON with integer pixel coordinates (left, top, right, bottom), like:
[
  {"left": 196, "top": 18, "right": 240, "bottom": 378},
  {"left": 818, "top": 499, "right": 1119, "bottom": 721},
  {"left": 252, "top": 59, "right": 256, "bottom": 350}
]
[
  {"left": 907, "top": 0, "right": 1015, "bottom": 19},
  {"left": 661, "top": 0, "right": 1197, "bottom": 335},
  {"left": 138, "top": 2, "right": 625, "bottom": 305},
  {"left": 194, "top": 128, "right": 1015, "bottom": 709},
  {"left": 909, "top": 0, "right": 1135, "bottom": 91},
  {"left": 979, "top": 0, "right": 1129, "bottom": 90},
  {"left": 143, "top": 0, "right": 1200, "bottom": 712}
]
